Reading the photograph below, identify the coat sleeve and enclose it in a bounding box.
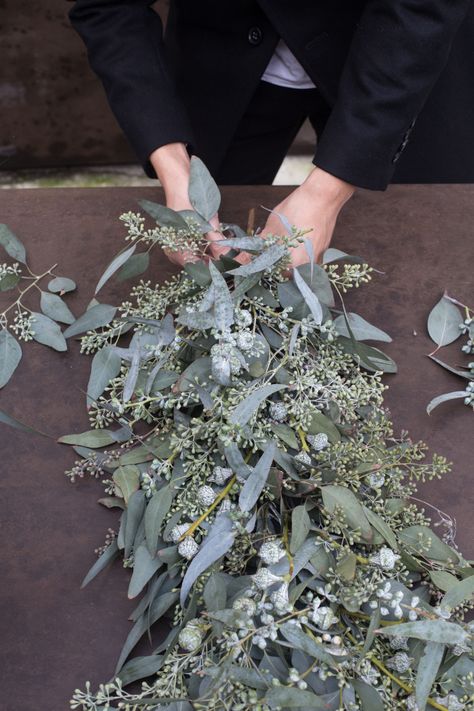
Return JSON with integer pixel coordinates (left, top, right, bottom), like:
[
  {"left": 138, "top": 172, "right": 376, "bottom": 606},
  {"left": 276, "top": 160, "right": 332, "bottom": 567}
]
[
  {"left": 313, "top": 0, "right": 472, "bottom": 190},
  {"left": 68, "top": 0, "right": 195, "bottom": 177}
]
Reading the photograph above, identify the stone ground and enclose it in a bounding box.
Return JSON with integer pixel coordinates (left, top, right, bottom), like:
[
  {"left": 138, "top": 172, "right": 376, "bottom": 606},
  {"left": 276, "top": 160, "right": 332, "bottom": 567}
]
[{"left": 0, "top": 155, "right": 314, "bottom": 189}]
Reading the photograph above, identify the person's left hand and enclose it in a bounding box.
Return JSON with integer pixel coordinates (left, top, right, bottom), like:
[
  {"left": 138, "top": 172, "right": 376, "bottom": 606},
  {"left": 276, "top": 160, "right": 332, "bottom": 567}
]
[{"left": 261, "top": 166, "right": 355, "bottom": 268}]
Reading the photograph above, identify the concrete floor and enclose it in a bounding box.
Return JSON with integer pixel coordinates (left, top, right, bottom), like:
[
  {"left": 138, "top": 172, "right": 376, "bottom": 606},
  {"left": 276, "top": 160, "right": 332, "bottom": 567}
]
[{"left": 0, "top": 155, "right": 314, "bottom": 189}]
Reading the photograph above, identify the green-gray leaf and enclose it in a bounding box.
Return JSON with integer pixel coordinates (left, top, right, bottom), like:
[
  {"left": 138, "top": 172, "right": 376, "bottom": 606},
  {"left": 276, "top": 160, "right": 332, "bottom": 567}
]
[
  {"left": 229, "top": 384, "right": 286, "bottom": 427},
  {"left": 116, "top": 654, "right": 163, "bottom": 686},
  {"left": 0, "top": 329, "right": 22, "bottom": 388},
  {"left": 427, "top": 391, "right": 467, "bottom": 415},
  {"left": 239, "top": 441, "right": 277, "bottom": 512},
  {"left": 377, "top": 620, "right": 468, "bottom": 646},
  {"left": 145, "top": 486, "right": 173, "bottom": 556},
  {"left": 334, "top": 313, "right": 392, "bottom": 342},
  {"left": 113, "top": 465, "right": 141, "bottom": 504},
  {"left": 63, "top": 303, "right": 117, "bottom": 339},
  {"left": 441, "top": 575, "right": 474, "bottom": 610},
  {"left": 128, "top": 544, "right": 163, "bottom": 599},
  {"left": 228, "top": 244, "right": 287, "bottom": 276},
  {"left": 416, "top": 641, "right": 445, "bottom": 711},
  {"left": 87, "top": 345, "right": 122, "bottom": 405},
  {"left": 353, "top": 679, "right": 384, "bottom": 711},
  {"left": 180, "top": 529, "right": 235, "bottom": 605},
  {"left": 293, "top": 266, "right": 323, "bottom": 324},
  {"left": 427, "top": 296, "right": 463, "bottom": 346},
  {"left": 58, "top": 428, "right": 119, "bottom": 448},
  {"left": 266, "top": 686, "right": 327, "bottom": 709},
  {"left": 116, "top": 251, "right": 150, "bottom": 282},
  {"left": 0, "top": 224, "right": 26, "bottom": 263},
  {"left": 40, "top": 291, "right": 75, "bottom": 325},
  {"left": 95, "top": 244, "right": 136, "bottom": 295},
  {"left": 290, "top": 505, "right": 311, "bottom": 554},
  {"left": 139, "top": 200, "right": 189, "bottom": 230},
  {"left": 209, "top": 260, "right": 234, "bottom": 330},
  {"left": 188, "top": 156, "right": 221, "bottom": 221},
  {"left": 48, "top": 276, "right": 76, "bottom": 293},
  {"left": 0, "top": 272, "right": 20, "bottom": 291},
  {"left": 30, "top": 312, "right": 67, "bottom": 351},
  {"left": 81, "top": 540, "right": 119, "bottom": 588},
  {"left": 321, "top": 485, "right": 373, "bottom": 542},
  {"left": 279, "top": 622, "right": 338, "bottom": 667}
]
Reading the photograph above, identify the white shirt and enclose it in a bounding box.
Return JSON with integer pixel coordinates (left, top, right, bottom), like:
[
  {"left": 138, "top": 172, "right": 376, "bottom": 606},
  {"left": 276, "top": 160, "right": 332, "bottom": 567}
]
[{"left": 261, "top": 39, "right": 316, "bottom": 90}]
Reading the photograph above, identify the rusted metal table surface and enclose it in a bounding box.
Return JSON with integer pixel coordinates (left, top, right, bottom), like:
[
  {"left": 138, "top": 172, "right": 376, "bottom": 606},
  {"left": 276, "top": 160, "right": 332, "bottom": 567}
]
[{"left": 0, "top": 185, "right": 472, "bottom": 711}]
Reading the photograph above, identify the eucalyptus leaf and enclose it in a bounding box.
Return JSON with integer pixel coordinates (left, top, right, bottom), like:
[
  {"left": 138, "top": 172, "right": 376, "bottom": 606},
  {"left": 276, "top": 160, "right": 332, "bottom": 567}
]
[
  {"left": 180, "top": 529, "right": 235, "bottom": 605},
  {"left": 145, "top": 486, "right": 174, "bottom": 557},
  {"left": 95, "top": 244, "right": 136, "bottom": 294},
  {"left": 0, "top": 408, "right": 49, "bottom": 437},
  {"left": 279, "top": 622, "right": 338, "bottom": 667},
  {"left": 0, "top": 272, "right": 20, "bottom": 291},
  {"left": 116, "top": 252, "right": 150, "bottom": 282},
  {"left": 0, "top": 224, "right": 26, "bottom": 263},
  {"left": 63, "top": 303, "right": 117, "bottom": 339},
  {"left": 416, "top": 641, "right": 445, "bottom": 711},
  {"left": 124, "top": 490, "right": 147, "bottom": 558},
  {"left": 377, "top": 620, "right": 468, "bottom": 646},
  {"left": 427, "top": 296, "right": 463, "bottom": 346},
  {"left": 113, "top": 465, "right": 140, "bottom": 504},
  {"left": 188, "top": 156, "right": 221, "bottom": 221},
  {"left": 40, "top": 291, "right": 75, "bottom": 325},
  {"left": 352, "top": 679, "right": 384, "bottom": 711},
  {"left": 398, "top": 525, "right": 459, "bottom": 563},
  {"left": 293, "top": 267, "right": 323, "bottom": 324},
  {"left": 228, "top": 244, "right": 286, "bottom": 276},
  {"left": 229, "top": 384, "right": 286, "bottom": 427},
  {"left": 87, "top": 346, "right": 122, "bottom": 405},
  {"left": 116, "top": 654, "right": 163, "bottom": 686},
  {"left": 334, "top": 313, "right": 392, "bottom": 342},
  {"left": 239, "top": 441, "right": 277, "bottom": 512},
  {"left": 441, "top": 575, "right": 474, "bottom": 610},
  {"left": 0, "top": 329, "right": 22, "bottom": 388},
  {"left": 427, "top": 391, "right": 467, "bottom": 414},
  {"left": 58, "top": 429, "right": 119, "bottom": 448},
  {"left": 290, "top": 505, "right": 311, "bottom": 554},
  {"left": 266, "top": 686, "right": 327, "bottom": 709},
  {"left": 139, "top": 200, "right": 189, "bottom": 231},
  {"left": 321, "top": 486, "right": 373, "bottom": 542},
  {"left": 209, "top": 260, "right": 234, "bottom": 330},
  {"left": 81, "top": 540, "right": 119, "bottom": 588},
  {"left": 48, "top": 276, "right": 76, "bottom": 293},
  {"left": 30, "top": 312, "right": 67, "bottom": 351},
  {"left": 128, "top": 544, "right": 163, "bottom": 599}
]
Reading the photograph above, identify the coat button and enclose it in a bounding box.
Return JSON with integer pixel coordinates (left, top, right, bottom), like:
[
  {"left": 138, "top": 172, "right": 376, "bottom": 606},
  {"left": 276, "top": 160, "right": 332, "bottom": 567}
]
[{"left": 248, "top": 26, "right": 263, "bottom": 45}]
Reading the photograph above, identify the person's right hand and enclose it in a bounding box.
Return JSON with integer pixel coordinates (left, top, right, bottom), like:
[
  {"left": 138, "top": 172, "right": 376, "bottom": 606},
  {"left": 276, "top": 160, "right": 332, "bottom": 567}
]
[{"left": 150, "top": 142, "right": 227, "bottom": 266}]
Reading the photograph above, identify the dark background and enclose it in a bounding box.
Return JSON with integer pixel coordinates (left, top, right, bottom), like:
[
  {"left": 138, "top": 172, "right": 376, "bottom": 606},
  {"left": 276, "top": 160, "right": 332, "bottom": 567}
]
[{"left": 0, "top": 0, "right": 314, "bottom": 174}]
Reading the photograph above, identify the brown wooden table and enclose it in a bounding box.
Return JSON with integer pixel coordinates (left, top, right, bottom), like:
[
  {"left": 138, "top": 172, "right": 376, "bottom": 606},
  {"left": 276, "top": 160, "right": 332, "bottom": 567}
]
[{"left": 0, "top": 185, "right": 472, "bottom": 711}]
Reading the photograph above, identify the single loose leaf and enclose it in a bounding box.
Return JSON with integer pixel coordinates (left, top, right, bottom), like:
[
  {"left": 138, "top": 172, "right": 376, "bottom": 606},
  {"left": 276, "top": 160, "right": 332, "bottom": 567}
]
[
  {"left": 188, "top": 156, "right": 221, "bottom": 221},
  {"left": 95, "top": 244, "right": 136, "bottom": 294},
  {"left": 58, "top": 429, "right": 118, "bottom": 448},
  {"left": 30, "top": 312, "right": 67, "bottom": 351},
  {"left": 40, "top": 291, "right": 75, "bottom": 325},
  {"left": 63, "top": 303, "right": 117, "bottom": 338},
  {"left": 239, "top": 441, "right": 277, "bottom": 512},
  {"left": 0, "top": 224, "right": 26, "bottom": 263},
  {"left": 427, "top": 296, "right": 463, "bottom": 346},
  {"left": 0, "top": 329, "right": 22, "bottom": 388}
]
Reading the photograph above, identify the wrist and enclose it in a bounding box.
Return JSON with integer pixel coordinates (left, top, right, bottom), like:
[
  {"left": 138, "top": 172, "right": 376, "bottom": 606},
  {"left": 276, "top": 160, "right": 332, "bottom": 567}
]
[
  {"left": 304, "top": 166, "right": 355, "bottom": 207},
  {"left": 149, "top": 142, "right": 191, "bottom": 201}
]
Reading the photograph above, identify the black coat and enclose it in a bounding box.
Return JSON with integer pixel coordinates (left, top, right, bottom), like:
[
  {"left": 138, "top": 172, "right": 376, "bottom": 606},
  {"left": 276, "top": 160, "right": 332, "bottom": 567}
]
[{"left": 69, "top": 0, "right": 474, "bottom": 190}]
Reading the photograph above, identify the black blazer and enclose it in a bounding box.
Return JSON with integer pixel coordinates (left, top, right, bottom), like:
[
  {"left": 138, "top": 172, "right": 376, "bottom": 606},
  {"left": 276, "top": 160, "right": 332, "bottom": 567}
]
[{"left": 69, "top": 0, "right": 474, "bottom": 190}]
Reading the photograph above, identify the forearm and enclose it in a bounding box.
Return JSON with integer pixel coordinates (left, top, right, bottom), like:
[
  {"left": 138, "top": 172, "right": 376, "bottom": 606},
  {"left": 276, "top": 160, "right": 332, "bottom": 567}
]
[{"left": 69, "top": 0, "right": 194, "bottom": 176}]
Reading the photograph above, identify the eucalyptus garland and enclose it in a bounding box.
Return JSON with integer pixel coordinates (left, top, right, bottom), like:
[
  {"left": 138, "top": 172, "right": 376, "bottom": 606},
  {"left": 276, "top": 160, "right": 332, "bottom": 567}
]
[{"left": 60, "top": 160, "right": 473, "bottom": 711}]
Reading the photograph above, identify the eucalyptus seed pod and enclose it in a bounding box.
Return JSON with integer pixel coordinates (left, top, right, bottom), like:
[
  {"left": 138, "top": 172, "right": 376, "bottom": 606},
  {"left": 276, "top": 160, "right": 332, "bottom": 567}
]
[{"left": 178, "top": 536, "right": 199, "bottom": 560}]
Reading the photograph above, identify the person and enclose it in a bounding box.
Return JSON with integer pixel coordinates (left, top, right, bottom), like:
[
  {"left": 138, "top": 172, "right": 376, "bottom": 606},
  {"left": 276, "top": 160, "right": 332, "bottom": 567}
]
[{"left": 68, "top": 0, "right": 474, "bottom": 267}]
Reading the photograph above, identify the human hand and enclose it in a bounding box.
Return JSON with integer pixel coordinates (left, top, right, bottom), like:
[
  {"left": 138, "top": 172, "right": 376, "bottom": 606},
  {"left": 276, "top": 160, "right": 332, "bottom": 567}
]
[
  {"left": 149, "top": 143, "right": 226, "bottom": 266},
  {"left": 261, "top": 166, "right": 355, "bottom": 269}
]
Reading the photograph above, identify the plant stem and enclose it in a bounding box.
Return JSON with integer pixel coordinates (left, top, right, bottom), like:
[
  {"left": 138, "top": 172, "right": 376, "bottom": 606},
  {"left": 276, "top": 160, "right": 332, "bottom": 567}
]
[{"left": 178, "top": 475, "right": 237, "bottom": 541}]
